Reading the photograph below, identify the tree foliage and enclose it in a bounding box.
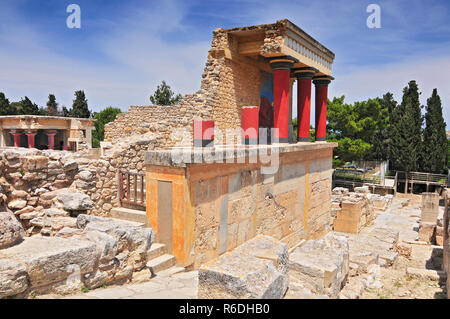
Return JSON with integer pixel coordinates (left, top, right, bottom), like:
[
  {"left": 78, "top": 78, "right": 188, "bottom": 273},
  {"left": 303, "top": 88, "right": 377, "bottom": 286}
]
[
  {"left": 19, "top": 96, "right": 39, "bottom": 115},
  {"left": 0, "top": 92, "right": 17, "bottom": 115},
  {"left": 149, "top": 81, "right": 182, "bottom": 105},
  {"left": 70, "top": 90, "right": 91, "bottom": 118},
  {"left": 327, "top": 96, "right": 389, "bottom": 163},
  {"left": 47, "top": 94, "right": 58, "bottom": 116},
  {"left": 422, "top": 89, "right": 448, "bottom": 173},
  {"left": 92, "top": 106, "right": 122, "bottom": 148},
  {"left": 389, "top": 80, "right": 423, "bottom": 172}
]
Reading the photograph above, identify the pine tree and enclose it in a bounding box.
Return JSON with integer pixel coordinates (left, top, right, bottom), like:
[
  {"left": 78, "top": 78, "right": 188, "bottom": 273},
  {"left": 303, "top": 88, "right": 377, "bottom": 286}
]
[
  {"left": 71, "top": 90, "right": 91, "bottom": 118},
  {"left": 422, "top": 89, "right": 448, "bottom": 173},
  {"left": 0, "top": 92, "right": 17, "bottom": 115},
  {"left": 389, "top": 81, "right": 423, "bottom": 172},
  {"left": 149, "top": 81, "right": 182, "bottom": 105},
  {"left": 47, "top": 94, "right": 58, "bottom": 116},
  {"left": 19, "top": 96, "right": 39, "bottom": 115}
]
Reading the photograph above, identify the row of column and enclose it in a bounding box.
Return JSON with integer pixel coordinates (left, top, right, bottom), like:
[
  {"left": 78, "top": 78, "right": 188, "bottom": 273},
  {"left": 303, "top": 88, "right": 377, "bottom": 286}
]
[
  {"left": 10, "top": 130, "right": 57, "bottom": 149},
  {"left": 270, "top": 58, "right": 334, "bottom": 143}
]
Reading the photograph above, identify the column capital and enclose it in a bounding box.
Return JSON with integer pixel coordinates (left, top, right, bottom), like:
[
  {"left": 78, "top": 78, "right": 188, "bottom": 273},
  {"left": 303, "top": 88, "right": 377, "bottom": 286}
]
[
  {"left": 269, "top": 58, "right": 295, "bottom": 71},
  {"left": 293, "top": 67, "right": 318, "bottom": 79},
  {"left": 313, "top": 75, "right": 334, "bottom": 86}
]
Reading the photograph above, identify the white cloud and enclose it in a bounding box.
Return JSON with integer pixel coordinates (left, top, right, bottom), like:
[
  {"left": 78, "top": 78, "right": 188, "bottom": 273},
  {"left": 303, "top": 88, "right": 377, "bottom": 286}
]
[
  {"left": 0, "top": 0, "right": 209, "bottom": 112},
  {"left": 330, "top": 55, "right": 450, "bottom": 127}
]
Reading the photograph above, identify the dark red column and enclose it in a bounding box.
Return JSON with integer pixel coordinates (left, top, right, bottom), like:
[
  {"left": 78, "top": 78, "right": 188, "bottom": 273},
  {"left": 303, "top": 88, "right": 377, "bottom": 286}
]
[
  {"left": 270, "top": 59, "right": 294, "bottom": 143},
  {"left": 25, "top": 130, "right": 37, "bottom": 149},
  {"left": 313, "top": 76, "right": 333, "bottom": 142},
  {"left": 295, "top": 68, "right": 316, "bottom": 142},
  {"left": 10, "top": 130, "right": 22, "bottom": 147},
  {"left": 241, "top": 106, "right": 259, "bottom": 145},
  {"left": 46, "top": 130, "right": 57, "bottom": 150}
]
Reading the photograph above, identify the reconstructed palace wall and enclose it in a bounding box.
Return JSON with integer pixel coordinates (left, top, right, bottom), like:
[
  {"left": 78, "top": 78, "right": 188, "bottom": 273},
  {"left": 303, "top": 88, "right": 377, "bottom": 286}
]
[
  {"left": 145, "top": 144, "right": 334, "bottom": 269},
  {"left": 104, "top": 22, "right": 288, "bottom": 146}
]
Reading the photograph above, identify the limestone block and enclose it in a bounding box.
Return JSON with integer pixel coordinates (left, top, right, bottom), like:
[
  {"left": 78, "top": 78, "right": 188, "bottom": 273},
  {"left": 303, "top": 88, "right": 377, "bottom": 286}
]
[
  {"left": 8, "top": 199, "right": 27, "bottom": 210},
  {"left": 418, "top": 222, "right": 436, "bottom": 244},
  {"left": 421, "top": 193, "right": 439, "bottom": 223},
  {"left": 0, "top": 259, "right": 28, "bottom": 298},
  {"left": 289, "top": 233, "right": 349, "bottom": 298},
  {"left": 0, "top": 211, "right": 24, "bottom": 249},
  {"left": 199, "top": 251, "right": 287, "bottom": 299},
  {"left": 55, "top": 188, "right": 93, "bottom": 211},
  {"left": 0, "top": 237, "right": 99, "bottom": 293}
]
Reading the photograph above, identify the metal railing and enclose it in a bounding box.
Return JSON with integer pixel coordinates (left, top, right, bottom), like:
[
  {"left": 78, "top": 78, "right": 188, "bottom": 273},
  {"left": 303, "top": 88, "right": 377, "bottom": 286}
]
[{"left": 118, "top": 171, "right": 146, "bottom": 208}]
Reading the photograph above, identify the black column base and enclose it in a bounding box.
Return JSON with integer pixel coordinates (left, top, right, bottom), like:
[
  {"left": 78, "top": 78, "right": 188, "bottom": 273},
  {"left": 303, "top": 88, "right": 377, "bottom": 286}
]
[
  {"left": 315, "top": 137, "right": 326, "bottom": 142},
  {"left": 242, "top": 138, "right": 259, "bottom": 145},
  {"left": 297, "top": 137, "right": 310, "bottom": 142}
]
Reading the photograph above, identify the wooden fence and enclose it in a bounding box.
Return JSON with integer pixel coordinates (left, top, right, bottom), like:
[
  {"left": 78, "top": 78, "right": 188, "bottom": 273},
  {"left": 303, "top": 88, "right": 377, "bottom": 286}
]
[{"left": 118, "top": 171, "right": 146, "bottom": 208}]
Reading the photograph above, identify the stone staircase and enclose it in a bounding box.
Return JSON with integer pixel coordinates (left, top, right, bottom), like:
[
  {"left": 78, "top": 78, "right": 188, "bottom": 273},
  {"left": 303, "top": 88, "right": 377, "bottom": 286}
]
[{"left": 110, "top": 207, "right": 184, "bottom": 276}]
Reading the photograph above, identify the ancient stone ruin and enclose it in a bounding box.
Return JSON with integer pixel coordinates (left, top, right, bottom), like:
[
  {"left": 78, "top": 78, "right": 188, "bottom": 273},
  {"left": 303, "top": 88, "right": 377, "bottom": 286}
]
[{"left": 0, "top": 19, "right": 448, "bottom": 300}]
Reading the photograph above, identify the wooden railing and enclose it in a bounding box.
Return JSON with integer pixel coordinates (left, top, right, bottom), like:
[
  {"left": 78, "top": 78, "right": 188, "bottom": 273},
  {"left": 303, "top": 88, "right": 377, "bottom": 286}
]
[
  {"left": 118, "top": 171, "right": 146, "bottom": 208},
  {"left": 395, "top": 171, "right": 449, "bottom": 186}
]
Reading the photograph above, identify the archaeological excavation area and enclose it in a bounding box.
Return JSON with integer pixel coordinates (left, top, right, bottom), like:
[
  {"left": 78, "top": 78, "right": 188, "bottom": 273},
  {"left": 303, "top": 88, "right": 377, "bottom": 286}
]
[{"left": 0, "top": 20, "right": 449, "bottom": 300}]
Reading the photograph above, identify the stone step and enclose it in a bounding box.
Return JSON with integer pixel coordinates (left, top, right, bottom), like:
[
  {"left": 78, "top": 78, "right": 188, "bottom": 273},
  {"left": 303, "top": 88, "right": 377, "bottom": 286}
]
[
  {"left": 157, "top": 266, "right": 186, "bottom": 277},
  {"left": 146, "top": 254, "right": 176, "bottom": 274},
  {"left": 147, "top": 243, "right": 167, "bottom": 260},
  {"left": 110, "top": 207, "right": 149, "bottom": 227}
]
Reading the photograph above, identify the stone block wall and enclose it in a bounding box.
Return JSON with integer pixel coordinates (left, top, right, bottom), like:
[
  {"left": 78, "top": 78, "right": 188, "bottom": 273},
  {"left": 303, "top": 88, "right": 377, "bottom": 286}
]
[{"left": 145, "top": 145, "right": 334, "bottom": 269}]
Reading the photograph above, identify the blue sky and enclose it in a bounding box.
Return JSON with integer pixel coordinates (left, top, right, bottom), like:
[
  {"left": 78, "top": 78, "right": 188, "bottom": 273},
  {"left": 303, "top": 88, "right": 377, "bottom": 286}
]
[{"left": 0, "top": 0, "right": 449, "bottom": 128}]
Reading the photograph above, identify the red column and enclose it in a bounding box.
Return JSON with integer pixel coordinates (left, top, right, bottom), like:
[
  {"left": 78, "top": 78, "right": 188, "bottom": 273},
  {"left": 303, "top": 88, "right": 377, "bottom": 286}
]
[
  {"left": 10, "top": 130, "right": 22, "bottom": 147},
  {"left": 241, "top": 106, "right": 259, "bottom": 145},
  {"left": 46, "top": 130, "right": 57, "bottom": 150},
  {"left": 295, "top": 68, "right": 316, "bottom": 142},
  {"left": 270, "top": 59, "right": 294, "bottom": 143},
  {"left": 25, "top": 131, "right": 37, "bottom": 149},
  {"left": 313, "top": 76, "right": 333, "bottom": 142}
]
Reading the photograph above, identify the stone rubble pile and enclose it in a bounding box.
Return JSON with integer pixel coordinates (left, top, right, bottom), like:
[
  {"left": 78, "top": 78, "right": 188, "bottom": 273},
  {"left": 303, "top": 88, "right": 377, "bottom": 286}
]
[
  {"left": 331, "top": 187, "right": 391, "bottom": 234},
  {"left": 198, "top": 235, "right": 289, "bottom": 299},
  {"left": 0, "top": 212, "right": 154, "bottom": 298},
  {"left": 288, "top": 233, "right": 349, "bottom": 298}
]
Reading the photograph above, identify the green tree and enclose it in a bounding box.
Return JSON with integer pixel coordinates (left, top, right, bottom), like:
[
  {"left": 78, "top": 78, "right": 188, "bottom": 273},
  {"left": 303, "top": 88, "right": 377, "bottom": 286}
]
[
  {"left": 92, "top": 106, "right": 122, "bottom": 148},
  {"left": 389, "top": 80, "right": 423, "bottom": 172},
  {"left": 0, "top": 92, "right": 17, "bottom": 115},
  {"left": 375, "top": 92, "right": 397, "bottom": 160},
  {"left": 46, "top": 94, "right": 58, "bottom": 116},
  {"left": 327, "top": 96, "right": 388, "bottom": 162},
  {"left": 422, "top": 89, "right": 447, "bottom": 173},
  {"left": 19, "top": 96, "right": 39, "bottom": 115},
  {"left": 149, "top": 81, "right": 182, "bottom": 105},
  {"left": 71, "top": 90, "right": 91, "bottom": 118}
]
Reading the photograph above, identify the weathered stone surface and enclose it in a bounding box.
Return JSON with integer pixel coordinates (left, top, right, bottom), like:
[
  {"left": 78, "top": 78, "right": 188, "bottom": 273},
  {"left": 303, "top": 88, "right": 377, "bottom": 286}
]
[
  {"left": 55, "top": 188, "right": 93, "bottom": 211},
  {"left": 0, "top": 236, "right": 99, "bottom": 293},
  {"left": 0, "top": 211, "right": 24, "bottom": 249},
  {"left": 0, "top": 259, "right": 28, "bottom": 298},
  {"left": 199, "top": 235, "right": 288, "bottom": 299},
  {"left": 44, "top": 208, "right": 70, "bottom": 217},
  {"left": 78, "top": 170, "right": 94, "bottom": 182},
  {"left": 418, "top": 222, "right": 436, "bottom": 244},
  {"left": 289, "top": 233, "right": 349, "bottom": 298},
  {"left": 76, "top": 214, "right": 153, "bottom": 269},
  {"left": 8, "top": 199, "right": 27, "bottom": 210}
]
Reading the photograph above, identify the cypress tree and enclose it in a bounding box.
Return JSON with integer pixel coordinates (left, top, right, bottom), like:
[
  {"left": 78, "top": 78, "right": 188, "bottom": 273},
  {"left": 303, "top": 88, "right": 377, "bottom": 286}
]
[
  {"left": 422, "top": 89, "right": 447, "bottom": 173},
  {"left": 0, "top": 92, "right": 17, "bottom": 115},
  {"left": 19, "top": 96, "right": 39, "bottom": 115},
  {"left": 389, "top": 81, "right": 423, "bottom": 172},
  {"left": 47, "top": 94, "right": 58, "bottom": 116},
  {"left": 71, "top": 90, "right": 91, "bottom": 118}
]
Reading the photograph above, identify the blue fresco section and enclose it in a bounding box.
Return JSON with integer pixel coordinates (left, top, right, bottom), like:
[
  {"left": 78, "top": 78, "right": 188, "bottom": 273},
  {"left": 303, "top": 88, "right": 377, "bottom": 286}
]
[{"left": 260, "top": 72, "right": 274, "bottom": 103}]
